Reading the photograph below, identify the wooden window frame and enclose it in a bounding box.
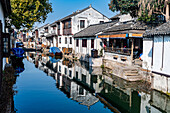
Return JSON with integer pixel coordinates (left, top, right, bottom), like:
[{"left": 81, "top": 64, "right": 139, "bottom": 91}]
[
  {"left": 91, "top": 39, "right": 94, "bottom": 48},
  {"left": 76, "top": 39, "right": 79, "bottom": 47},
  {"left": 80, "top": 20, "right": 85, "bottom": 28},
  {"left": 2, "top": 33, "right": 10, "bottom": 57},
  {"left": 65, "top": 37, "right": 67, "bottom": 44},
  {"left": 82, "top": 39, "right": 87, "bottom": 47}
]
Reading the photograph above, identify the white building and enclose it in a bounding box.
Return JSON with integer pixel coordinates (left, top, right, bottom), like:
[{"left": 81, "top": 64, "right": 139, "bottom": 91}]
[
  {"left": 73, "top": 21, "right": 117, "bottom": 62},
  {"left": 53, "top": 5, "right": 109, "bottom": 53},
  {"left": 143, "top": 21, "right": 170, "bottom": 93}
]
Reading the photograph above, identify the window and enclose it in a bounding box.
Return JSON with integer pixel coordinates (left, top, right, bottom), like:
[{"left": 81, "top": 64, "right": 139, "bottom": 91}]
[
  {"left": 76, "top": 39, "right": 79, "bottom": 47},
  {"left": 45, "top": 28, "right": 48, "bottom": 33},
  {"left": 82, "top": 39, "right": 87, "bottom": 47},
  {"left": 79, "top": 86, "right": 84, "bottom": 95},
  {"left": 70, "top": 37, "right": 72, "bottom": 44},
  {"left": 59, "top": 38, "right": 61, "bottom": 43},
  {"left": 68, "top": 20, "right": 71, "bottom": 28},
  {"left": 80, "top": 20, "right": 85, "bottom": 28},
  {"left": 58, "top": 24, "right": 60, "bottom": 30},
  {"left": 59, "top": 65, "right": 61, "bottom": 72},
  {"left": 65, "top": 37, "right": 67, "bottom": 44},
  {"left": 69, "top": 70, "right": 72, "bottom": 77},
  {"left": 76, "top": 71, "right": 78, "bottom": 79},
  {"left": 91, "top": 39, "right": 94, "bottom": 48},
  {"left": 63, "top": 23, "right": 66, "bottom": 29},
  {"left": 65, "top": 68, "right": 67, "bottom": 75},
  {"left": 2, "top": 33, "right": 10, "bottom": 57},
  {"left": 3, "top": 38, "right": 8, "bottom": 53},
  {"left": 100, "top": 21, "right": 104, "bottom": 24},
  {"left": 82, "top": 74, "right": 86, "bottom": 83}
]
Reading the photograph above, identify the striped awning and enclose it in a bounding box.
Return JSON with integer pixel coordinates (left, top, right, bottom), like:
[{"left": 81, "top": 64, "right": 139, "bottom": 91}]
[{"left": 98, "top": 33, "right": 143, "bottom": 39}]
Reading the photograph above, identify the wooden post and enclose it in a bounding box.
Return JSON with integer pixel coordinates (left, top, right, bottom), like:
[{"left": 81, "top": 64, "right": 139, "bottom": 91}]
[{"left": 131, "top": 38, "right": 134, "bottom": 61}]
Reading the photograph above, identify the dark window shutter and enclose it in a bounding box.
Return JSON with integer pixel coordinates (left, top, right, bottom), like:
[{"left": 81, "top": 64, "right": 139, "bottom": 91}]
[{"left": 2, "top": 33, "right": 10, "bottom": 57}]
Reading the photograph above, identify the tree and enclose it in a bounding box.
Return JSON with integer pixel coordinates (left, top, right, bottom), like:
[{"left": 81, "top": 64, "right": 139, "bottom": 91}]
[
  {"left": 9, "top": 0, "right": 53, "bottom": 29},
  {"left": 109, "top": 0, "right": 170, "bottom": 23},
  {"left": 109, "top": 0, "right": 139, "bottom": 18}
]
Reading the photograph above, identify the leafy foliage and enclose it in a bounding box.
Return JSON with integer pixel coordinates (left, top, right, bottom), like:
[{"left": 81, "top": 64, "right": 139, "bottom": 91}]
[
  {"left": 109, "top": 0, "right": 168, "bottom": 23},
  {"left": 109, "top": 0, "right": 139, "bottom": 17},
  {"left": 9, "top": 0, "right": 53, "bottom": 29}
]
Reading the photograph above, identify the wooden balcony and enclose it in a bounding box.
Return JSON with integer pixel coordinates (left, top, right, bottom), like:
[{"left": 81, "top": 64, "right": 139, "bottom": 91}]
[{"left": 63, "top": 28, "right": 72, "bottom": 35}]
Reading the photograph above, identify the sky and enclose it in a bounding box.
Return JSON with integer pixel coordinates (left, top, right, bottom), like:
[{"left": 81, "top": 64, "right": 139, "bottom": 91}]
[{"left": 35, "top": 0, "right": 117, "bottom": 28}]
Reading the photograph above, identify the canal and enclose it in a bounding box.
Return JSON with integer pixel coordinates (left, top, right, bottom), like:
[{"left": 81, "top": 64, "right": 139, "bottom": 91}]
[{"left": 10, "top": 52, "right": 170, "bottom": 113}]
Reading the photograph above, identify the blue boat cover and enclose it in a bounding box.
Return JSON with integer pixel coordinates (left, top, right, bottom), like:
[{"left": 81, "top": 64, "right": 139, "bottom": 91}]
[
  {"left": 49, "top": 47, "right": 61, "bottom": 54},
  {"left": 12, "top": 48, "right": 25, "bottom": 58},
  {"left": 49, "top": 56, "right": 61, "bottom": 63}
]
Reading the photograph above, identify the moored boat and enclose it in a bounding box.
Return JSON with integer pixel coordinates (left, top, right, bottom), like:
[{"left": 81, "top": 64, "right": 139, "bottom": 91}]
[
  {"left": 11, "top": 48, "right": 25, "bottom": 58},
  {"left": 49, "top": 47, "right": 62, "bottom": 57}
]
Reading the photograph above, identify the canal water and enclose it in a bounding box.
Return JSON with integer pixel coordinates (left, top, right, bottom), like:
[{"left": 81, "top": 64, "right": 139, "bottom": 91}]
[{"left": 11, "top": 52, "right": 169, "bottom": 113}]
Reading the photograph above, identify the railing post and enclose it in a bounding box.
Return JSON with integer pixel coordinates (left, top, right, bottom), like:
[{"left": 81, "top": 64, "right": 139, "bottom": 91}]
[{"left": 131, "top": 38, "right": 134, "bottom": 61}]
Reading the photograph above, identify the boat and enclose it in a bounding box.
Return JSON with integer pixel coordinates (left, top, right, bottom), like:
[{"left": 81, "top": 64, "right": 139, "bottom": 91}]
[
  {"left": 49, "top": 56, "right": 61, "bottom": 63},
  {"left": 49, "top": 47, "right": 62, "bottom": 57},
  {"left": 16, "top": 42, "right": 24, "bottom": 48},
  {"left": 11, "top": 48, "right": 25, "bottom": 58}
]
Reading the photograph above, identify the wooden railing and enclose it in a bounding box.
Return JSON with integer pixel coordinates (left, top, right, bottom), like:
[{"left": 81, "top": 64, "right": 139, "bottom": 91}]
[
  {"left": 104, "top": 47, "right": 131, "bottom": 56},
  {"left": 63, "top": 28, "right": 72, "bottom": 35}
]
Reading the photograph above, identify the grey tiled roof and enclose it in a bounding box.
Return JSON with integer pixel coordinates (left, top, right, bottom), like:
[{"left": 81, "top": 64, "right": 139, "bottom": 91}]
[
  {"left": 144, "top": 21, "right": 170, "bottom": 36},
  {"left": 100, "top": 22, "right": 147, "bottom": 35},
  {"left": 73, "top": 21, "right": 118, "bottom": 38},
  {"left": 104, "top": 22, "right": 146, "bottom": 32}
]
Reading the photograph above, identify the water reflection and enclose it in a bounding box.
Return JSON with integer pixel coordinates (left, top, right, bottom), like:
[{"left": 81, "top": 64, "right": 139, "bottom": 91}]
[
  {"left": 10, "top": 56, "right": 25, "bottom": 76},
  {"left": 17, "top": 52, "right": 169, "bottom": 113}
]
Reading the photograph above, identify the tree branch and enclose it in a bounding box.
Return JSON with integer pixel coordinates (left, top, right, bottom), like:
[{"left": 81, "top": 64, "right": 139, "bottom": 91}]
[{"left": 153, "top": 11, "right": 166, "bottom": 16}]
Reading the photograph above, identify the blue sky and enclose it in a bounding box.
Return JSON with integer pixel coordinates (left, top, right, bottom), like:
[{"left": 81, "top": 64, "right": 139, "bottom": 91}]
[{"left": 35, "top": 0, "right": 117, "bottom": 27}]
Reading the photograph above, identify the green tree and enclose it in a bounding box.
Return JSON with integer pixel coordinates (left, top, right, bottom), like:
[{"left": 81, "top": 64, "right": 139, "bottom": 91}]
[
  {"left": 109, "top": 0, "right": 139, "bottom": 17},
  {"left": 109, "top": 0, "right": 169, "bottom": 23},
  {"left": 9, "top": 0, "right": 53, "bottom": 29}
]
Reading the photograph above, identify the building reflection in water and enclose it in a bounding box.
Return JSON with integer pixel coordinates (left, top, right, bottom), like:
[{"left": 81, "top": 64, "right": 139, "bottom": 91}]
[{"left": 26, "top": 52, "right": 170, "bottom": 113}]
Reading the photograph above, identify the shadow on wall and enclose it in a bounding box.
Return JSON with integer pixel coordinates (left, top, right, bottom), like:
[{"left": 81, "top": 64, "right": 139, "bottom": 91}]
[{"left": 148, "top": 48, "right": 152, "bottom": 57}]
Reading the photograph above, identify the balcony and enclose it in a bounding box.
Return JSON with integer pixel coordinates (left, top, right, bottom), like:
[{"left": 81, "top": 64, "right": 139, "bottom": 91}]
[{"left": 63, "top": 28, "right": 72, "bottom": 35}]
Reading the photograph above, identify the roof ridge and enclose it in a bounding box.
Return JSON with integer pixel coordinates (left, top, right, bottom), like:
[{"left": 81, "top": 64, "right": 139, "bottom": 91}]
[
  {"left": 88, "top": 20, "right": 118, "bottom": 27},
  {"left": 56, "top": 6, "right": 91, "bottom": 22}
]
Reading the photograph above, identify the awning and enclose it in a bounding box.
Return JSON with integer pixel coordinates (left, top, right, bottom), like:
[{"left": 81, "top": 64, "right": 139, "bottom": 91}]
[{"left": 98, "top": 33, "right": 143, "bottom": 39}]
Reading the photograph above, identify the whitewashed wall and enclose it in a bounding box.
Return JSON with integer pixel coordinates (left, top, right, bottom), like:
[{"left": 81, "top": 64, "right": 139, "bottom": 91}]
[
  {"left": 72, "top": 7, "right": 109, "bottom": 34},
  {"left": 118, "top": 14, "right": 134, "bottom": 23},
  {"left": 152, "top": 36, "right": 163, "bottom": 72},
  {"left": 162, "top": 36, "right": 170, "bottom": 74},
  {"left": 73, "top": 64, "right": 91, "bottom": 85},
  {"left": 151, "top": 35, "right": 170, "bottom": 75},
  {"left": 58, "top": 35, "right": 73, "bottom": 50},
  {"left": 75, "top": 37, "right": 102, "bottom": 57},
  {"left": 142, "top": 38, "right": 153, "bottom": 71},
  {"left": 0, "top": 3, "right": 5, "bottom": 32}
]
